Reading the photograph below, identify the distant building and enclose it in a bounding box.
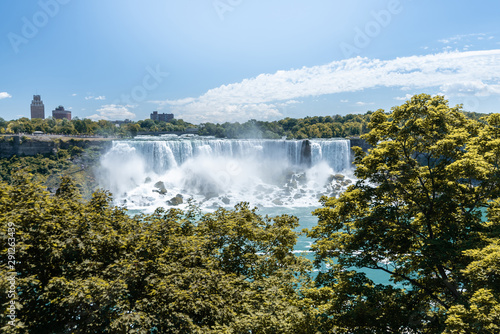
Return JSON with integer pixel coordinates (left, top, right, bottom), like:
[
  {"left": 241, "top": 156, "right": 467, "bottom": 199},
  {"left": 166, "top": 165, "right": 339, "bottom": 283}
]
[
  {"left": 31, "top": 95, "right": 45, "bottom": 119},
  {"left": 112, "top": 119, "right": 132, "bottom": 127},
  {"left": 150, "top": 111, "right": 174, "bottom": 122},
  {"left": 52, "top": 106, "right": 71, "bottom": 120}
]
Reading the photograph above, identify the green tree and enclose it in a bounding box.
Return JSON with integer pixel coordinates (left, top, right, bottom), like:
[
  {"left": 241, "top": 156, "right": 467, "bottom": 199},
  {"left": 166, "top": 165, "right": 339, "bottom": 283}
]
[
  {"left": 73, "top": 118, "right": 88, "bottom": 134},
  {"left": 444, "top": 238, "right": 500, "bottom": 333},
  {"left": 0, "top": 174, "right": 312, "bottom": 333},
  {"left": 308, "top": 94, "right": 500, "bottom": 333}
]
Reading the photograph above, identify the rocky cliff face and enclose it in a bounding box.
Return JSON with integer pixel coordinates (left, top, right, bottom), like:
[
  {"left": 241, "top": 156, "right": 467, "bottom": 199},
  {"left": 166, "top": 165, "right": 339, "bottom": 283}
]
[
  {"left": 349, "top": 138, "right": 372, "bottom": 153},
  {"left": 0, "top": 136, "right": 372, "bottom": 164},
  {"left": 0, "top": 136, "right": 112, "bottom": 158},
  {"left": 300, "top": 139, "right": 312, "bottom": 167},
  {"left": 349, "top": 138, "right": 372, "bottom": 165},
  {"left": 300, "top": 138, "right": 370, "bottom": 168}
]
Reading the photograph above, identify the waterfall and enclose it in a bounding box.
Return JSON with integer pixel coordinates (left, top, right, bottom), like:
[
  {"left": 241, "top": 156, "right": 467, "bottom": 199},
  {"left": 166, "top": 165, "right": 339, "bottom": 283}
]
[
  {"left": 109, "top": 138, "right": 350, "bottom": 173},
  {"left": 99, "top": 137, "right": 353, "bottom": 211}
]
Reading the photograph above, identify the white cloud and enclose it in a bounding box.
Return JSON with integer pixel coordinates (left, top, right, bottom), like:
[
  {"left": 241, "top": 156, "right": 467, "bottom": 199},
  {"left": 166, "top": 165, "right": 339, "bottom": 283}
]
[
  {"left": 355, "top": 101, "right": 374, "bottom": 106},
  {"left": 439, "top": 33, "right": 487, "bottom": 44},
  {"left": 152, "top": 49, "right": 500, "bottom": 123},
  {"left": 72, "top": 93, "right": 77, "bottom": 97},
  {"left": 275, "top": 100, "right": 301, "bottom": 108},
  {"left": 394, "top": 93, "right": 414, "bottom": 101},
  {"left": 340, "top": 99, "right": 349, "bottom": 103},
  {"left": 0, "top": 92, "right": 12, "bottom": 100},
  {"left": 149, "top": 97, "right": 195, "bottom": 106},
  {"left": 440, "top": 81, "right": 500, "bottom": 97},
  {"left": 85, "top": 95, "right": 106, "bottom": 101},
  {"left": 88, "top": 104, "right": 136, "bottom": 121}
]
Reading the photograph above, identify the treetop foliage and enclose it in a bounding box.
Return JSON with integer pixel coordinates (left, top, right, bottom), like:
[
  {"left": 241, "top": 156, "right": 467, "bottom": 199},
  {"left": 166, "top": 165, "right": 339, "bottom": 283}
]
[
  {"left": 0, "top": 174, "right": 318, "bottom": 333},
  {"left": 308, "top": 94, "right": 500, "bottom": 333},
  {"left": 0, "top": 117, "right": 193, "bottom": 137},
  {"left": 0, "top": 103, "right": 490, "bottom": 139},
  {"left": 1, "top": 94, "right": 499, "bottom": 333}
]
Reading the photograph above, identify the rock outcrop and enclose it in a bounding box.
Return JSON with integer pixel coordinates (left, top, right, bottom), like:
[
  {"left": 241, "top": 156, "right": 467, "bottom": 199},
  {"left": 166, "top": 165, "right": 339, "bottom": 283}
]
[
  {"left": 0, "top": 135, "right": 112, "bottom": 158},
  {"left": 300, "top": 139, "right": 312, "bottom": 167},
  {"left": 153, "top": 181, "right": 168, "bottom": 195},
  {"left": 168, "top": 194, "right": 183, "bottom": 206}
]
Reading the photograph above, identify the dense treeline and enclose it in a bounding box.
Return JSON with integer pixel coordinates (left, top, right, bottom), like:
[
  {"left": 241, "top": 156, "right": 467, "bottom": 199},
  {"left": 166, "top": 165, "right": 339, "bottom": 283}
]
[
  {"left": 0, "top": 133, "right": 107, "bottom": 200},
  {"left": 0, "top": 117, "right": 194, "bottom": 137},
  {"left": 198, "top": 114, "right": 373, "bottom": 139},
  {"left": 1, "top": 114, "right": 375, "bottom": 139},
  {"left": 0, "top": 174, "right": 316, "bottom": 333},
  {"left": 0, "top": 108, "right": 489, "bottom": 139},
  {"left": 0, "top": 145, "right": 103, "bottom": 199},
  {"left": 308, "top": 95, "right": 500, "bottom": 333},
  {"left": 1, "top": 96, "right": 499, "bottom": 332},
  {"left": 197, "top": 110, "right": 489, "bottom": 139}
]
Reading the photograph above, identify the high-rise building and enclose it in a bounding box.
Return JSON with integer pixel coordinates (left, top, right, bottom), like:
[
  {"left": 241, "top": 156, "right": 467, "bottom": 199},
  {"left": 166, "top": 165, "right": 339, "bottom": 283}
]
[
  {"left": 31, "top": 95, "right": 45, "bottom": 119},
  {"left": 52, "top": 106, "right": 71, "bottom": 120}
]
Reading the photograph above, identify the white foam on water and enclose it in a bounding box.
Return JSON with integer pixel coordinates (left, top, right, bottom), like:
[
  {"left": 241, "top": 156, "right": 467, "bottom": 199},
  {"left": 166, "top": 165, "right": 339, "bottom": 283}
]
[{"left": 98, "top": 137, "right": 355, "bottom": 212}]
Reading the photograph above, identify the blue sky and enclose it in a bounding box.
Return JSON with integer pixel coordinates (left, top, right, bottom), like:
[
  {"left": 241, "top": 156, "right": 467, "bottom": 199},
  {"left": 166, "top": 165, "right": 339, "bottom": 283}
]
[{"left": 1, "top": 0, "right": 499, "bottom": 123}]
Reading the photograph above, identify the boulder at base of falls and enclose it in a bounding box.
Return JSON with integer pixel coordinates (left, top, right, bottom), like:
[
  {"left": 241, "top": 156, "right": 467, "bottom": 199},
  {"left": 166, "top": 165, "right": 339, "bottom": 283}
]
[
  {"left": 153, "top": 181, "right": 168, "bottom": 195},
  {"left": 329, "top": 174, "right": 345, "bottom": 182},
  {"left": 204, "top": 191, "right": 219, "bottom": 200},
  {"left": 281, "top": 190, "right": 292, "bottom": 196},
  {"left": 168, "top": 194, "right": 183, "bottom": 206},
  {"left": 272, "top": 199, "right": 283, "bottom": 206},
  {"left": 296, "top": 173, "right": 307, "bottom": 184},
  {"left": 208, "top": 202, "right": 220, "bottom": 209},
  {"left": 255, "top": 185, "right": 274, "bottom": 194},
  {"left": 221, "top": 196, "right": 230, "bottom": 205},
  {"left": 341, "top": 179, "right": 352, "bottom": 186},
  {"left": 145, "top": 177, "right": 152, "bottom": 183}
]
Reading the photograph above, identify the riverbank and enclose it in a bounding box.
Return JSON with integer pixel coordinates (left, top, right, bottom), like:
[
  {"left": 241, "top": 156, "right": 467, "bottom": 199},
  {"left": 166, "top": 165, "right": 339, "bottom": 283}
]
[
  {"left": 0, "top": 134, "right": 114, "bottom": 158},
  {"left": 0, "top": 134, "right": 371, "bottom": 159}
]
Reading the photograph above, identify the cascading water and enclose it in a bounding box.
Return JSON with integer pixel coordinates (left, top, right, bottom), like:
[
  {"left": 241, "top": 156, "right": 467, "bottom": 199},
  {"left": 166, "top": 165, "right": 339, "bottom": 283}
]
[{"left": 99, "top": 136, "right": 354, "bottom": 212}]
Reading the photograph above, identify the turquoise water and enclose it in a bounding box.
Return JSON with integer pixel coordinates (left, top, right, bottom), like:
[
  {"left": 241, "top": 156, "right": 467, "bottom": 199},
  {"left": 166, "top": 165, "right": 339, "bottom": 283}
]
[
  {"left": 256, "top": 206, "right": 394, "bottom": 285},
  {"left": 106, "top": 137, "right": 393, "bottom": 285},
  {"left": 127, "top": 204, "right": 393, "bottom": 285}
]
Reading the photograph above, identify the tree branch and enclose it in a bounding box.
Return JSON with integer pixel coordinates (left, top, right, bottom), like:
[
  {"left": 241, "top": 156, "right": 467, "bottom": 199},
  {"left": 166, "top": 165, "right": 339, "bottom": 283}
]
[{"left": 370, "top": 263, "right": 450, "bottom": 310}]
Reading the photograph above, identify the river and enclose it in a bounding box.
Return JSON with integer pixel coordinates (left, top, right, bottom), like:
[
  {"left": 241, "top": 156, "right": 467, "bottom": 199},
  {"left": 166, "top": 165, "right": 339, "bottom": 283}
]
[{"left": 98, "top": 135, "right": 391, "bottom": 284}]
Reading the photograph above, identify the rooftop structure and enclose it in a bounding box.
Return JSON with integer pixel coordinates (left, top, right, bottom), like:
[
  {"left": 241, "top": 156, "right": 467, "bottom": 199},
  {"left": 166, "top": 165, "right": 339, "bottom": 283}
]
[
  {"left": 150, "top": 111, "right": 174, "bottom": 122},
  {"left": 52, "top": 106, "right": 71, "bottom": 120},
  {"left": 31, "top": 95, "right": 45, "bottom": 119}
]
